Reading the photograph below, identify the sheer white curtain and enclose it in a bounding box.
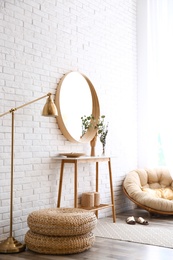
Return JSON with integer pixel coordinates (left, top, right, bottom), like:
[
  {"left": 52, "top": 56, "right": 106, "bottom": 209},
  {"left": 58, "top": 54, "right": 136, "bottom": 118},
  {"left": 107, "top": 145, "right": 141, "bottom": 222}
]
[{"left": 138, "top": 0, "right": 173, "bottom": 170}]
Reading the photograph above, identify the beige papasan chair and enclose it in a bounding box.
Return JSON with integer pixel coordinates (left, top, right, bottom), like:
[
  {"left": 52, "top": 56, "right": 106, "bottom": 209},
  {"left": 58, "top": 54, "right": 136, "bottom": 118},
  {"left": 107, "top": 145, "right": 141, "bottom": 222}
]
[{"left": 123, "top": 168, "right": 173, "bottom": 215}]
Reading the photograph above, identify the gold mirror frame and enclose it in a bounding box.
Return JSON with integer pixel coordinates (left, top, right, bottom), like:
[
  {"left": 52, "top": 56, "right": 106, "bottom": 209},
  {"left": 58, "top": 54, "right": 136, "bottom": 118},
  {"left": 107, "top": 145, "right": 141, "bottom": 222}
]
[{"left": 55, "top": 71, "right": 100, "bottom": 143}]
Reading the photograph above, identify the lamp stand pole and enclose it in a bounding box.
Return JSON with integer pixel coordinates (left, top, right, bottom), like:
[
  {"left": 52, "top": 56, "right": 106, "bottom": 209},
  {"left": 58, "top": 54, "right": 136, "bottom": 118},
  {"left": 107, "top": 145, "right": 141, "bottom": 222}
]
[
  {"left": 0, "top": 93, "right": 58, "bottom": 253},
  {"left": 0, "top": 111, "right": 26, "bottom": 253}
]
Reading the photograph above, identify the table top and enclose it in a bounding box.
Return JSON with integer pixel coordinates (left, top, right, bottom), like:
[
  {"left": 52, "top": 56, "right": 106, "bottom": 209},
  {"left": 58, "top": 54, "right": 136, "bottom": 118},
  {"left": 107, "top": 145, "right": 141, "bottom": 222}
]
[{"left": 51, "top": 154, "right": 112, "bottom": 162}]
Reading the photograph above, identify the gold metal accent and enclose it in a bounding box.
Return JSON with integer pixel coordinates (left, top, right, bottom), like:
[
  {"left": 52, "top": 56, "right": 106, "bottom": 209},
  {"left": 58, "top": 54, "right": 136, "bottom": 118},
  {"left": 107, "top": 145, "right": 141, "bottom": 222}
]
[
  {"left": 0, "top": 93, "right": 58, "bottom": 254},
  {"left": 0, "top": 237, "right": 26, "bottom": 253},
  {"left": 0, "top": 93, "right": 58, "bottom": 118},
  {"left": 42, "top": 94, "right": 58, "bottom": 117}
]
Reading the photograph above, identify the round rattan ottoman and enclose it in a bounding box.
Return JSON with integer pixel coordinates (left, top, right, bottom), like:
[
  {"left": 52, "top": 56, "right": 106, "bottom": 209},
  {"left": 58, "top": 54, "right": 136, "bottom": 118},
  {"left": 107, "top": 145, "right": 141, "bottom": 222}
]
[{"left": 25, "top": 208, "right": 97, "bottom": 255}]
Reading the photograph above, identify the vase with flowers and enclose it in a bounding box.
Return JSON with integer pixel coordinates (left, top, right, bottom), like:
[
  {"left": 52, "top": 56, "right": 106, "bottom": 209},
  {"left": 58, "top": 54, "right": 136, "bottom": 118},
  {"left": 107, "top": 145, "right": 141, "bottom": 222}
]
[
  {"left": 81, "top": 114, "right": 108, "bottom": 156},
  {"left": 98, "top": 117, "right": 108, "bottom": 155}
]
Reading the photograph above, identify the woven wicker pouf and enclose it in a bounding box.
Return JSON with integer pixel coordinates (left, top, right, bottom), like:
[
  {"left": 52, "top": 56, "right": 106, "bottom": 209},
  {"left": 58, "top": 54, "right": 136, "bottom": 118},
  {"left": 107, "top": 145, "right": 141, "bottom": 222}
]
[
  {"left": 25, "top": 208, "right": 97, "bottom": 255},
  {"left": 25, "top": 230, "right": 95, "bottom": 255}
]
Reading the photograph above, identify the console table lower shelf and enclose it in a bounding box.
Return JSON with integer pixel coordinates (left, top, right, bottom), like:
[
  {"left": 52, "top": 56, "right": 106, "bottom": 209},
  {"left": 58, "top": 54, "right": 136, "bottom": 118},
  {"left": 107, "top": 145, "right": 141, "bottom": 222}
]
[
  {"left": 53, "top": 156, "right": 116, "bottom": 223},
  {"left": 80, "top": 203, "right": 114, "bottom": 211}
]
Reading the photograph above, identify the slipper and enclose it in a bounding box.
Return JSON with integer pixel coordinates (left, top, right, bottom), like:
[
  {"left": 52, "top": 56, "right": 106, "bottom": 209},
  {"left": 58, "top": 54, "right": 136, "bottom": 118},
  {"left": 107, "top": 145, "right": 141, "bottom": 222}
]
[
  {"left": 136, "top": 217, "right": 149, "bottom": 225},
  {"left": 126, "top": 216, "right": 136, "bottom": 225}
]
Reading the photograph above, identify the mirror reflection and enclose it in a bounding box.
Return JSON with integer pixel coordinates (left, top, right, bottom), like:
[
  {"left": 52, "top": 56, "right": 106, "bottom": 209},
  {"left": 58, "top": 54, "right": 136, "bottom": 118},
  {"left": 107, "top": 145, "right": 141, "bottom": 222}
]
[
  {"left": 59, "top": 72, "right": 92, "bottom": 140},
  {"left": 55, "top": 71, "right": 100, "bottom": 143}
]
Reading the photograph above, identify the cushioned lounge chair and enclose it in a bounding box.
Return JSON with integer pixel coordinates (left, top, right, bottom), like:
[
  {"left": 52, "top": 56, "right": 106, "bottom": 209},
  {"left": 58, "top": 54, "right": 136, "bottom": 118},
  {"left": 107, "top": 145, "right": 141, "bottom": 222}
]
[{"left": 123, "top": 168, "right": 173, "bottom": 215}]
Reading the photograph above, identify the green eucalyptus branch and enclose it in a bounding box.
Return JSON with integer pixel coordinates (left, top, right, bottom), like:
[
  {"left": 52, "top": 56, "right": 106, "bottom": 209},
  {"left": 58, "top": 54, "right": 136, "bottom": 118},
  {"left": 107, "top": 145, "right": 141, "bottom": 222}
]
[{"left": 81, "top": 114, "right": 108, "bottom": 145}]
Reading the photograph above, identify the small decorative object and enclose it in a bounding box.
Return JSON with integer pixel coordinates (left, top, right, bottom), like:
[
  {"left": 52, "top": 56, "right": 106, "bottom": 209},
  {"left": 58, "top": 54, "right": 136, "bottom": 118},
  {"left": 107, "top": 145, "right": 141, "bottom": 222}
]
[
  {"left": 81, "top": 192, "right": 95, "bottom": 208},
  {"left": 97, "top": 116, "right": 108, "bottom": 155},
  {"left": 59, "top": 152, "right": 85, "bottom": 158},
  {"left": 81, "top": 114, "right": 108, "bottom": 156},
  {"left": 100, "top": 124, "right": 108, "bottom": 155},
  {"left": 90, "top": 134, "right": 97, "bottom": 156},
  {"left": 81, "top": 192, "right": 100, "bottom": 208},
  {"left": 94, "top": 192, "right": 100, "bottom": 207}
]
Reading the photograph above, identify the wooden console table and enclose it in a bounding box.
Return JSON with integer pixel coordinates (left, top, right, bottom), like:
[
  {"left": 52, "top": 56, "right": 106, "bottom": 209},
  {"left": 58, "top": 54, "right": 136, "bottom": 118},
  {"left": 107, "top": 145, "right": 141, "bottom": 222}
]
[{"left": 52, "top": 155, "right": 116, "bottom": 222}]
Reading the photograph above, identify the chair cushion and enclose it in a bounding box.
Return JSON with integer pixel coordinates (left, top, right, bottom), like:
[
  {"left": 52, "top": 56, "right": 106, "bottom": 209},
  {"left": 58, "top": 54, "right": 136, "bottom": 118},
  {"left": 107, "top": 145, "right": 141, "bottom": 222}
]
[{"left": 142, "top": 187, "right": 173, "bottom": 200}]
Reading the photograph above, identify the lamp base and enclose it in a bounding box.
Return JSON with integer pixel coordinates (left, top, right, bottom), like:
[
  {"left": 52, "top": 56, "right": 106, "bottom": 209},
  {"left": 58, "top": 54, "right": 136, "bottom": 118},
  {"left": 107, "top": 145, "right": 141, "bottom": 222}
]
[{"left": 0, "top": 237, "right": 26, "bottom": 253}]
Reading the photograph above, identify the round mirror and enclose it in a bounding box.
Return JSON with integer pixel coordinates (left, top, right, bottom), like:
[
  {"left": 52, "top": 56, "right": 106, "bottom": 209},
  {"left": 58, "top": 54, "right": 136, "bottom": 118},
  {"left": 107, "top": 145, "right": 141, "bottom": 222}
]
[{"left": 55, "top": 71, "right": 100, "bottom": 143}]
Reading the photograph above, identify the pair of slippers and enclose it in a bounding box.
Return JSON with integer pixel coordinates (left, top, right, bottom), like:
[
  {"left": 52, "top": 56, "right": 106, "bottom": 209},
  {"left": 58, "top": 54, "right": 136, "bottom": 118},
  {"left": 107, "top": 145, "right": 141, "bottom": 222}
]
[{"left": 126, "top": 216, "right": 149, "bottom": 225}]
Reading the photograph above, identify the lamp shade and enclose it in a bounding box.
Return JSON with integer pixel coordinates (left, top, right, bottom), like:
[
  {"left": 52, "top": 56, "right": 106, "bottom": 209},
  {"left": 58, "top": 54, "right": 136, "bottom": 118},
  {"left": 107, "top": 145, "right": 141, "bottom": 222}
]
[{"left": 42, "top": 95, "right": 58, "bottom": 117}]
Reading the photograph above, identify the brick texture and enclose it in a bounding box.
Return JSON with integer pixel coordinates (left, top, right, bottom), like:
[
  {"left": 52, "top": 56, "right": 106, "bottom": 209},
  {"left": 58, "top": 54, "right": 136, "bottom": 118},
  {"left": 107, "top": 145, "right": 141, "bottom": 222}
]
[{"left": 0, "top": 0, "right": 137, "bottom": 241}]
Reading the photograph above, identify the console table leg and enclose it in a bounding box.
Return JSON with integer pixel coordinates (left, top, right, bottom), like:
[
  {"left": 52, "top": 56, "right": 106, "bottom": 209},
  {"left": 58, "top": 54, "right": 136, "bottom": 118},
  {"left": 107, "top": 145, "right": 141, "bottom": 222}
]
[
  {"left": 57, "top": 161, "right": 64, "bottom": 207},
  {"left": 74, "top": 161, "right": 78, "bottom": 208},
  {"left": 95, "top": 162, "right": 99, "bottom": 218},
  {"left": 108, "top": 160, "right": 116, "bottom": 222}
]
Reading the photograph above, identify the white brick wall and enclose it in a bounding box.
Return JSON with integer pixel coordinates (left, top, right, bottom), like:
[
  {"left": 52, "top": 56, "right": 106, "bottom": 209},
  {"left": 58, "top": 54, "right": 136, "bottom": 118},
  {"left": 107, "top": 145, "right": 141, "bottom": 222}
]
[{"left": 0, "top": 0, "right": 137, "bottom": 242}]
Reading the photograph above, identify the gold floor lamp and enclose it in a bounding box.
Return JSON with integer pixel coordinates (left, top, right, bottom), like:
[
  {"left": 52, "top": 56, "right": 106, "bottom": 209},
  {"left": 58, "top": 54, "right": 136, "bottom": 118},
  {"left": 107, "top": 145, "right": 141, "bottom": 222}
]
[{"left": 0, "top": 93, "right": 58, "bottom": 253}]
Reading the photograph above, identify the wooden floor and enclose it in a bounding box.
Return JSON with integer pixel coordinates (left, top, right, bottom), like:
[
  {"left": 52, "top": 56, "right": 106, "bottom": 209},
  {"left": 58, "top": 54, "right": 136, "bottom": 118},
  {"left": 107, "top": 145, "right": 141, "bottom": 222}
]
[{"left": 0, "top": 208, "right": 173, "bottom": 260}]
